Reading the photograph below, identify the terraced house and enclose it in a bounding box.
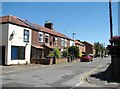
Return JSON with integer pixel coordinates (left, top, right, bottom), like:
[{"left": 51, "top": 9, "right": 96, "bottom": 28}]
[{"left": 0, "top": 15, "right": 74, "bottom": 65}]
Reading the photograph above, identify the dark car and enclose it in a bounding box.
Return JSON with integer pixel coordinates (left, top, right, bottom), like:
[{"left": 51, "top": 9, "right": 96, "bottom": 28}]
[{"left": 80, "top": 55, "right": 93, "bottom": 62}]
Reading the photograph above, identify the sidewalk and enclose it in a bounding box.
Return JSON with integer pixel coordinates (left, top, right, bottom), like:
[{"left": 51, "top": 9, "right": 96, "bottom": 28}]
[
  {"left": 87, "top": 63, "right": 120, "bottom": 88},
  {"left": 1, "top": 64, "right": 52, "bottom": 75},
  {"left": 1, "top": 61, "right": 75, "bottom": 75}
]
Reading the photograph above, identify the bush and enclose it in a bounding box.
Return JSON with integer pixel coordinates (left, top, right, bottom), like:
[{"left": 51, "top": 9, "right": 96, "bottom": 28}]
[
  {"left": 62, "top": 51, "right": 68, "bottom": 58},
  {"left": 48, "top": 48, "right": 61, "bottom": 58},
  {"left": 54, "top": 48, "right": 61, "bottom": 58}
]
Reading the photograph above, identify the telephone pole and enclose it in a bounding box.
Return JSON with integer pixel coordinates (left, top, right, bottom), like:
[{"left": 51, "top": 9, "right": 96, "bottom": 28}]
[
  {"left": 109, "top": 0, "right": 113, "bottom": 39},
  {"left": 109, "top": 0, "right": 113, "bottom": 77}
]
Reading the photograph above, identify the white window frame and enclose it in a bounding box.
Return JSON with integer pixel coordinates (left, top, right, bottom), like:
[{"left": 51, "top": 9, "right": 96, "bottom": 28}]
[
  {"left": 24, "top": 29, "right": 29, "bottom": 42},
  {"left": 61, "top": 38, "right": 65, "bottom": 46},
  {"left": 45, "top": 33, "right": 49, "bottom": 45},
  {"left": 38, "top": 32, "right": 43, "bottom": 42},
  {"left": 55, "top": 37, "right": 58, "bottom": 46},
  {"left": 65, "top": 39, "right": 67, "bottom": 47}
]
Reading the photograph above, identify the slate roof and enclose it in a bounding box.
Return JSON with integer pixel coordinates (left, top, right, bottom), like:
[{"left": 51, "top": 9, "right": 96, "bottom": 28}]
[{"left": 0, "top": 15, "right": 72, "bottom": 40}]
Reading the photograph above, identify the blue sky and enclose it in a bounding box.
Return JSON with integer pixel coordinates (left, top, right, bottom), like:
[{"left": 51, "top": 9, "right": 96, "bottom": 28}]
[{"left": 2, "top": 2, "right": 118, "bottom": 46}]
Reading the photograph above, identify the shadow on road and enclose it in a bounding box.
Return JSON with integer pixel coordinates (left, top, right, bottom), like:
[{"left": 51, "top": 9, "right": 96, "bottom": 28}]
[{"left": 90, "top": 64, "right": 120, "bottom": 83}]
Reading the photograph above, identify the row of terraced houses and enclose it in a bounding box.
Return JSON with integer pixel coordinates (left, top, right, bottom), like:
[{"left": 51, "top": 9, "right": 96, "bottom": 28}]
[{"left": 0, "top": 15, "right": 95, "bottom": 65}]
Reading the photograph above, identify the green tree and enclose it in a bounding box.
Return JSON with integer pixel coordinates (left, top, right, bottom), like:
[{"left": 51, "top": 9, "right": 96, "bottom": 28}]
[
  {"left": 68, "top": 46, "right": 79, "bottom": 58},
  {"left": 94, "top": 42, "right": 105, "bottom": 57}
]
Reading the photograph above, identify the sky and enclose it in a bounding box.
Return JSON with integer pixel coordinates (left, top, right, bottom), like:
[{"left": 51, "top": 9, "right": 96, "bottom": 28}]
[{"left": 2, "top": 2, "right": 118, "bottom": 46}]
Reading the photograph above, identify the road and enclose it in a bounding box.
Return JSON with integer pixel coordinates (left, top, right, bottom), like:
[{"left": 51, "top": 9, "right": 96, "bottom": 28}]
[{"left": 1, "top": 57, "right": 112, "bottom": 88}]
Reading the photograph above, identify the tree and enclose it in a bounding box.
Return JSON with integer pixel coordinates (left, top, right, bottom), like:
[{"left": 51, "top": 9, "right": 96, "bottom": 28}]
[
  {"left": 94, "top": 42, "right": 105, "bottom": 57},
  {"left": 68, "top": 46, "right": 79, "bottom": 58}
]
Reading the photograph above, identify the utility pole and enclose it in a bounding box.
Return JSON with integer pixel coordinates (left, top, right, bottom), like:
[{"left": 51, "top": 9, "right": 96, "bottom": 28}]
[
  {"left": 109, "top": 0, "right": 113, "bottom": 39},
  {"left": 109, "top": 0, "right": 113, "bottom": 77}
]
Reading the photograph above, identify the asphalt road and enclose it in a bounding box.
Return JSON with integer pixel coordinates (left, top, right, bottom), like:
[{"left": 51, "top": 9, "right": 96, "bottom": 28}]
[{"left": 1, "top": 57, "right": 112, "bottom": 88}]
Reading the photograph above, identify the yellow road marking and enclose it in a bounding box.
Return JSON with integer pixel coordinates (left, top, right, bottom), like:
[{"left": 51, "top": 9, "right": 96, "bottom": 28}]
[{"left": 76, "top": 65, "right": 102, "bottom": 87}]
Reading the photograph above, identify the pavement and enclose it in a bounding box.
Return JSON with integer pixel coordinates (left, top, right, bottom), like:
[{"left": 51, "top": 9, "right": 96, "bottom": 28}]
[{"left": 86, "top": 57, "right": 120, "bottom": 88}]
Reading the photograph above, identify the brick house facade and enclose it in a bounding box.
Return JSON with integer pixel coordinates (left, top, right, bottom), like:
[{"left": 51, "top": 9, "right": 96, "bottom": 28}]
[
  {"left": 0, "top": 15, "right": 72, "bottom": 65},
  {"left": 81, "top": 41, "right": 95, "bottom": 55}
]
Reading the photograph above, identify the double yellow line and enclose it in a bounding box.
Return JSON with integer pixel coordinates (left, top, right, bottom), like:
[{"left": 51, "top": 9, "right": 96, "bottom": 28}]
[{"left": 76, "top": 65, "right": 102, "bottom": 87}]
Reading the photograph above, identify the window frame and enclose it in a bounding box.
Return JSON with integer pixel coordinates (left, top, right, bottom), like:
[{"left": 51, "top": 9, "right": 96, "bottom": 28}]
[
  {"left": 61, "top": 38, "right": 65, "bottom": 46},
  {"left": 11, "top": 46, "right": 25, "bottom": 60},
  {"left": 24, "top": 29, "right": 29, "bottom": 42},
  {"left": 38, "top": 32, "right": 43, "bottom": 42},
  {"left": 55, "top": 37, "right": 58, "bottom": 46},
  {"left": 45, "top": 34, "right": 49, "bottom": 44}
]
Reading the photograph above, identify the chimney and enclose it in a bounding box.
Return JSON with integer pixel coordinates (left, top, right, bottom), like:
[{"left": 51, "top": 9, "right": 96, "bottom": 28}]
[{"left": 44, "top": 20, "right": 53, "bottom": 30}]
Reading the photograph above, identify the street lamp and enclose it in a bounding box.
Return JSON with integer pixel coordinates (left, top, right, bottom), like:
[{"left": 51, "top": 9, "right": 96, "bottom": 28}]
[
  {"left": 73, "top": 32, "right": 76, "bottom": 40},
  {"left": 72, "top": 32, "right": 76, "bottom": 61}
]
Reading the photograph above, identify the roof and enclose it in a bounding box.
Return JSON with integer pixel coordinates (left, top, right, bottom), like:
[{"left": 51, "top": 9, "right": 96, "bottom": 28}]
[
  {"left": 75, "top": 40, "right": 84, "bottom": 46},
  {"left": 0, "top": 15, "right": 71, "bottom": 40},
  {"left": 44, "top": 44, "right": 54, "bottom": 49},
  {"left": 32, "top": 45, "right": 44, "bottom": 49},
  {"left": 82, "top": 41, "right": 95, "bottom": 46}
]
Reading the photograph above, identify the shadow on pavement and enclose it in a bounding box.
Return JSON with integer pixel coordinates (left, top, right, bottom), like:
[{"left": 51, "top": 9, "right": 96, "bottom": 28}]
[{"left": 90, "top": 64, "right": 120, "bottom": 83}]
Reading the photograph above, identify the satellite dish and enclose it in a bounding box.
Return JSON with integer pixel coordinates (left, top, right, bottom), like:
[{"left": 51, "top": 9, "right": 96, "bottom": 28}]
[{"left": 9, "top": 31, "right": 15, "bottom": 41}]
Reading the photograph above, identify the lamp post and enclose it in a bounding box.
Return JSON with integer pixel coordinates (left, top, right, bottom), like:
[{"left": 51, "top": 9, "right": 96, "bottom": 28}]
[
  {"left": 73, "top": 32, "right": 76, "bottom": 40},
  {"left": 72, "top": 32, "right": 76, "bottom": 61}
]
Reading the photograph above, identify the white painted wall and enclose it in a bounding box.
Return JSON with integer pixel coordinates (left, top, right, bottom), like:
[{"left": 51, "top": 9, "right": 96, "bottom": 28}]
[{"left": 1, "top": 23, "right": 32, "bottom": 65}]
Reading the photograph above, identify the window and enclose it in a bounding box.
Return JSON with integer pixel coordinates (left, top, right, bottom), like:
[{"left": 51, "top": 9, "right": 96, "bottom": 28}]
[
  {"left": 65, "top": 39, "right": 67, "bottom": 47},
  {"left": 31, "top": 47, "right": 42, "bottom": 59},
  {"left": 45, "top": 34, "right": 49, "bottom": 44},
  {"left": 11, "top": 46, "right": 25, "bottom": 60},
  {"left": 55, "top": 37, "right": 58, "bottom": 46},
  {"left": 38, "top": 32, "right": 43, "bottom": 42},
  {"left": 61, "top": 38, "right": 65, "bottom": 46},
  {"left": 24, "top": 30, "right": 29, "bottom": 42}
]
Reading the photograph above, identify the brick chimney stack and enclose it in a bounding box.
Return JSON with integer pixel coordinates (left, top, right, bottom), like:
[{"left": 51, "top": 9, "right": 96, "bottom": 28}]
[{"left": 44, "top": 20, "right": 53, "bottom": 30}]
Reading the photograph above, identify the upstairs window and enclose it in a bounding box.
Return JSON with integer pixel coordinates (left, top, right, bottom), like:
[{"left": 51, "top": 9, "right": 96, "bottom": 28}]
[
  {"left": 65, "top": 39, "right": 67, "bottom": 47},
  {"left": 45, "top": 34, "right": 49, "bottom": 44},
  {"left": 38, "top": 32, "right": 43, "bottom": 42},
  {"left": 61, "top": 38, "right": 65, "bottom": 46},
  {"left": 55, "top": 37, "right": 58, "bottom": 46},
  {"left": 24, "top": 29, "right": 29, "bottom": 42}
]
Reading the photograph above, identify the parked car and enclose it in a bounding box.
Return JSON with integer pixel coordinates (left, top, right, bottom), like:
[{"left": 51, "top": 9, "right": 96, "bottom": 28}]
[
  {"left": 80, "top": 55, "right": 93, "bottom": 62},
  {"left": 88, "top": 54, "right": 94, "bottom": 58}
]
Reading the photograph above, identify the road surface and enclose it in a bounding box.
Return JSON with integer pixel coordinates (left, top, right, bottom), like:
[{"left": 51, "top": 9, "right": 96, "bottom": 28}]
[{"left": 1, "top": 57, "right": 113, "bottom": 88}]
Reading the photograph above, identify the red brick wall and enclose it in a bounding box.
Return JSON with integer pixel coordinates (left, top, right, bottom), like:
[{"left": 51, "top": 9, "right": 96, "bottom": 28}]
[{"left": 84, "top": 43, "right": 93, "bottom": 54}]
